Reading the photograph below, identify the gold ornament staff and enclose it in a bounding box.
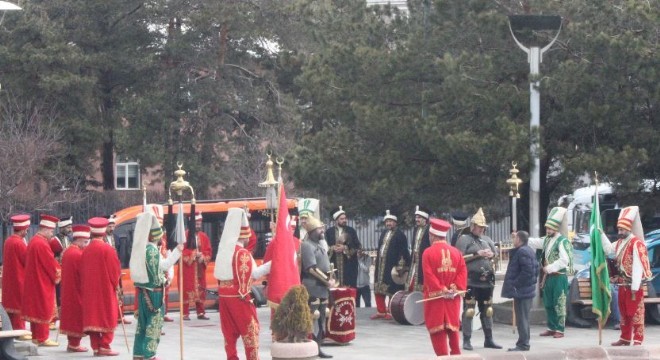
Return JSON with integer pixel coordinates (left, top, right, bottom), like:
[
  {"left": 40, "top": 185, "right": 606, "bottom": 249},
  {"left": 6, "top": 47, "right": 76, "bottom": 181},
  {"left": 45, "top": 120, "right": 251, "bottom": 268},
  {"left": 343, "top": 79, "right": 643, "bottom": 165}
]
[{"left": 168, "top": 162, "right": 195, "bottom": 360}]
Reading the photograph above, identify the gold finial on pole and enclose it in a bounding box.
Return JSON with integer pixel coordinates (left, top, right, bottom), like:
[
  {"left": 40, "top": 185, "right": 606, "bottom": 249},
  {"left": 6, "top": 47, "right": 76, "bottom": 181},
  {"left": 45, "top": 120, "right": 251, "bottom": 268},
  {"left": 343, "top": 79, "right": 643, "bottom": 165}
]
[
  {"left": 168, "top": 162, "right": 196, "bottom": 204},
  {"left": 259, "top": 153, "right": 279, "bottom": 222},
  {"left": 276, "top": 157, "right": 284, "bottom": 181},
  {"left": 506, "top": 162, "right": 523, "bottom": 199},
  {"left": 259, "top": 153, "right": 278, "bottom": 188},
  {"left": 594, "top": 171, "right": 599, "bottom": 187}
]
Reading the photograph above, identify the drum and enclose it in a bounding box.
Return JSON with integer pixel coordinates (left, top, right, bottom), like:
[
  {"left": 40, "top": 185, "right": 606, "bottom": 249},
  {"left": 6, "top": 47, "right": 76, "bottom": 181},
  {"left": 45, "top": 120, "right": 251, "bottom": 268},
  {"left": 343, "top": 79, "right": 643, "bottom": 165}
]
[
  {"left": 389, "top": 291, "right": 424, "bottom": 325},
  {"left": 325, "top": 287, "right": 356, "bottom": 344}
]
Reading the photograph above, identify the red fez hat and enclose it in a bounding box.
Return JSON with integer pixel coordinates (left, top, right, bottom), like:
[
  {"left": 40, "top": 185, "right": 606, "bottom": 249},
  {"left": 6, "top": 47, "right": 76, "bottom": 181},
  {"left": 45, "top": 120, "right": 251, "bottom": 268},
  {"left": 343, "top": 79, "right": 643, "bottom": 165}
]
[
  {"left": 72, "top": 225, "right": 91, "bottom": 240},
  {"left": 11, "top": 214, "right": 31, "bottom": 231},
  {"left": 39, "top": 214, "right": 59, "bottom": 229},
  {"left": 429, "top": 218, "right": 451, "bottom": 238},
  {"left": 88, "top": 217, "right": 109, "bottom": 236}
]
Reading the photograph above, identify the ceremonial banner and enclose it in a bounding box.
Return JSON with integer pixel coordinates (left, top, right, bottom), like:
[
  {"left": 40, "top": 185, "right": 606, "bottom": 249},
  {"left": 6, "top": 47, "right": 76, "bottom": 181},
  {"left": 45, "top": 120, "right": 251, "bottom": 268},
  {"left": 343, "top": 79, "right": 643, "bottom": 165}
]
[
  {"left": 266, "top": 183, "right": 301, "bottom": 306},
  {"left": 589, "top": 184, "right": 611, "bottom": 326}
]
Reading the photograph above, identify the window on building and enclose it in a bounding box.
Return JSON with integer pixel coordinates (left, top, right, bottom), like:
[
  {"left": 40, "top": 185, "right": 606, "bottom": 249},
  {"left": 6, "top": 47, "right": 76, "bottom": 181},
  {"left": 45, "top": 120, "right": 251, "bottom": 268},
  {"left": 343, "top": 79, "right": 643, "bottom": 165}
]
[{"left": 116, "top": 161, "right": 140, "bottom": 190}]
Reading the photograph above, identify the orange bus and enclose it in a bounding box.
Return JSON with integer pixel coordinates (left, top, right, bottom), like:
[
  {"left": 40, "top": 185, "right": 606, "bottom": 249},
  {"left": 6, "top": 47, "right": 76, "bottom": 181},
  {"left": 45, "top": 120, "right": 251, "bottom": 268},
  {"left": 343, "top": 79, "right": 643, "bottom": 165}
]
[{"left": 113, "top": 197, "right": 300, "bottom": 313}]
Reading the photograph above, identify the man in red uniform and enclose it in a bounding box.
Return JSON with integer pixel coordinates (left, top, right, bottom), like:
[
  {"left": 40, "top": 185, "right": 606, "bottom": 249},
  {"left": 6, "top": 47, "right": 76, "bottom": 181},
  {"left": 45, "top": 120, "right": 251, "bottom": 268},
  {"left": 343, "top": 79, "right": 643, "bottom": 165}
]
[
  {"left": 600, "top": 206, "right": 653, "bottom": 346},
  {"left": 243, "top": 205, "right": 258, "bottom": 254},
  {"left": 81, "top": 217, "right": 121, "bottom": 356},
  {"left": 22, "top": 214, "right": 61, "bottom": 346},
  {"left": 49, "top": 216, "right": 73, "bottom": 329},
  {"left": 422, "top": 218, "right": 467, "bottom": 356},
  {"left": 181, "top": 212, "right": 212, "bottom": 320},
  {"left": 60, "top": 225, "right": 91, "bottom": 352},
  {"left": 215, "top": 208, "right": 260, "bottom": 360},
  {"left": 2, "top": 214, "right": 31, "bottom": 338}
]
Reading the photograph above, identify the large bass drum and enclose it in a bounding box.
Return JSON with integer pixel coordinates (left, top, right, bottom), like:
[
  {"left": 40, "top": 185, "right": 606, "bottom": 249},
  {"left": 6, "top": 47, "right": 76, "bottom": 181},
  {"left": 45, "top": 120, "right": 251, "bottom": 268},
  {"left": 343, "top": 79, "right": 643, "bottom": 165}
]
[
  {"left": 325, "top": 287, "right": 356, "bottom": 343},
  {"left": 389, "top": 291, "right": 424, "bottom": 325}
]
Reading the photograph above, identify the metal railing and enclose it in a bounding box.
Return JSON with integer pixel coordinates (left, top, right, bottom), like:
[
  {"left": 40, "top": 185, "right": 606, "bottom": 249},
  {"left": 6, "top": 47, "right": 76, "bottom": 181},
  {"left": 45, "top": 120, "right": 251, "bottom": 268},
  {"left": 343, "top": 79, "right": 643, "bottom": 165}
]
[{"left": 325, "top": 216, "right": 512, "bottom": 251}]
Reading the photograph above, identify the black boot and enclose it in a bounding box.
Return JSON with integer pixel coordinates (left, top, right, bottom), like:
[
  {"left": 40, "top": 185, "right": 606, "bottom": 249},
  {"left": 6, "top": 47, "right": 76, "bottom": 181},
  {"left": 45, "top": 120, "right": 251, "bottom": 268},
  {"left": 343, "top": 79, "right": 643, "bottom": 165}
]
[
  {"left": 318, "top": 349, "right": 333, "bottom": 359},
  {"left": 314, "top": 336, "right": 333, "bottom": 358},
  {"left": 463, "top": 336, "right": 473, "bottom": 351},
  {"left": 483, "top": 328, "right": 502, "bottom": 349}
]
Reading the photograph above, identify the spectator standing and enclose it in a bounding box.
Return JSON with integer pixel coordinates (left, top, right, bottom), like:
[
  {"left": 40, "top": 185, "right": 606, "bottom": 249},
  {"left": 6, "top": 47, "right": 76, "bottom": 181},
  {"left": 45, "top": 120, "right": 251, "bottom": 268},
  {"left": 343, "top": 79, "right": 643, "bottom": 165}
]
[
  {"left": 501, "top": 231, "right": 539, "bottom": 351},
  {"left": 356, "top": 250, "right": 372, "bottom": 307}
]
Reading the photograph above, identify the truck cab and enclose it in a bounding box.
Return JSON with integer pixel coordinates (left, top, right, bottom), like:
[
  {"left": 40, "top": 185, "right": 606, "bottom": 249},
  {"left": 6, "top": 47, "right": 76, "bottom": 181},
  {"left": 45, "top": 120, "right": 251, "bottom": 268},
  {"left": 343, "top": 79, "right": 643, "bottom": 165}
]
[{"left": 565, "top": 183, "right": 617, "bottom": 272}]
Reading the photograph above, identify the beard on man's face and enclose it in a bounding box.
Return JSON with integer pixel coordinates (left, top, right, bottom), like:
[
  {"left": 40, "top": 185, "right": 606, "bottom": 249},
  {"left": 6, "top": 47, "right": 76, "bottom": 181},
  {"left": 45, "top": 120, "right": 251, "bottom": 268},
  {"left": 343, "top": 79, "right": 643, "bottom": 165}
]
[{"left": 617, "top": 231, "right": 629, "bottom": 239}]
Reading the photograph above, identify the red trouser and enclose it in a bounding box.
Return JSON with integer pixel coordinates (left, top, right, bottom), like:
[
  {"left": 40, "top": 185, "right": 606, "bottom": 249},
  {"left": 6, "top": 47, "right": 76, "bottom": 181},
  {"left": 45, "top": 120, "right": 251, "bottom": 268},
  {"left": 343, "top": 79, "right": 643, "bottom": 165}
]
[
  {"left": 618, "top": 286, "right": 645, "bottom": 344},
  {"left": 88, "top": 332, "right": 114, "bottom": 351},
  {"left": 8, "top": 313, "right": 25, "bottom": 330},
  {"left": 430, "top": 330, "right": 461, "bottom": 356},
  {"left": 67, "top": 336, "right": 82, "bottom": 347},
  {"left": 183, "top": 299, "right": 205, "bottom": 316},
  {"left": 218, "top": 297, "right": 260, "bottom": 360},
  {"left": 375, "top": 294, "right": 390, "bottom": 314},
  {"left": 30, "top": 322, "right": 49, "bottom": 342},
  {"left": 183, "top": 265, "right": 207, "bottom": 316}
]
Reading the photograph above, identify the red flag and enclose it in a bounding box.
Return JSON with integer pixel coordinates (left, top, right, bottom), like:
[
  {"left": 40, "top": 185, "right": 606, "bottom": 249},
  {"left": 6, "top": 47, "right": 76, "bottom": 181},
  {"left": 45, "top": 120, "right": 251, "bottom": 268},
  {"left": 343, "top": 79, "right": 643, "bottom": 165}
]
[{"left": 266, "top": 183, "right": 300, "bottom": 306}]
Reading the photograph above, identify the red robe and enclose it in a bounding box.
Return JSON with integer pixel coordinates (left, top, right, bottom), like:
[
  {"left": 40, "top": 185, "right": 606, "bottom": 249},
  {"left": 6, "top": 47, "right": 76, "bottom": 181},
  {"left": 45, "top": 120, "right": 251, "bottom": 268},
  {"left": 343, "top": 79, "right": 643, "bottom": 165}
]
[
  {"left": 2, "top": 234, "right": 28, "bottom": 316},
  {"left": 615, "top": 235, "right": 652, "bottom": 344},
  {"left": 80, "top": 238, "right": 121, "bottom": 333},
  {"left": 22, "top": 233, "right": 61, "bottom": 324},
  {"left": 422, "top": 241, "right": 467, "bottom": 333},
  {"left": 218, "top": 245, "right": 259, "bottom": 360},
  {"left": 60, "top": 245, "right": 85, "bottom": 337},
  {"left": 181, "top": 230, "right": 212, "bottom": 307}
]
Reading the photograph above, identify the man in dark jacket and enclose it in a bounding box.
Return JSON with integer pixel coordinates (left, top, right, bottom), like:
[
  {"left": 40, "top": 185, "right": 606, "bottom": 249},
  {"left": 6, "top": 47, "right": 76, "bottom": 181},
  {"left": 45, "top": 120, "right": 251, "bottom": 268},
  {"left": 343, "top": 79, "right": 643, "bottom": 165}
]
[
  {"left": 326, "top": 206, "right": 362, "bottom": 288},
  {"left": 372, "top": 210, "right": 410, "bottom": 320},
  {"left": 501, "top": 231, "right": 539, "bottom": 351}
]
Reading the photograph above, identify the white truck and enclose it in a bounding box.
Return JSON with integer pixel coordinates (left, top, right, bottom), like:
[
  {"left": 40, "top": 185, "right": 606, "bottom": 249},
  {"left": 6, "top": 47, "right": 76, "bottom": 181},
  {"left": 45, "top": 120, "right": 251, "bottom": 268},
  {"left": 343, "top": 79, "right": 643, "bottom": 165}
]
[{"left": 561, "top": 183, "right": 616, "bottom": 272}]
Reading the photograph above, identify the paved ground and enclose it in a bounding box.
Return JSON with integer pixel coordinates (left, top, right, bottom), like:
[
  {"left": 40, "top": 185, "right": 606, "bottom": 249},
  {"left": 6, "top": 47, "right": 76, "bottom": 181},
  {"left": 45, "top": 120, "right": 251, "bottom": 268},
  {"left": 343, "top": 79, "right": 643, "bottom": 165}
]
[
  {"left": 16, "top": 263, "right": 660, "bottom": 359},
  {"left": 21, "top": 305, "right": 658, "bottom": 360}
]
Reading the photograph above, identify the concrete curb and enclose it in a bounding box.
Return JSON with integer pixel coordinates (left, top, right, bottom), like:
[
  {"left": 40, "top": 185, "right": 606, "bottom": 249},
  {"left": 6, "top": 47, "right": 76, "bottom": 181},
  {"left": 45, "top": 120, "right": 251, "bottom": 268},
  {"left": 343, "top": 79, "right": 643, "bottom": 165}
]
[
  {"left": 429, "top": 346, "right": 659, "bottom": 360},
  {"left": 14, "top": 340, "right": 39, "bottom": 356}
]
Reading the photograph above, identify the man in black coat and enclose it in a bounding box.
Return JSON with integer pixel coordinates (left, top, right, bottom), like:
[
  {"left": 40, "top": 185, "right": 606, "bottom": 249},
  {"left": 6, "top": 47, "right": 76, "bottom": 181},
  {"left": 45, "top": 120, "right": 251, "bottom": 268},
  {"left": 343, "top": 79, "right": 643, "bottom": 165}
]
[
  {"left": 407, "top": 206, "right": 430, "bottom": 292},
  {"left": 372, "top": 210, "right": 410, "bottom": 320},
  {"left": 326, "top": 206, "right": 362, "bottom": 288},
  {"left": 501, "top": 231, "right": 539, "bottom": 352}
]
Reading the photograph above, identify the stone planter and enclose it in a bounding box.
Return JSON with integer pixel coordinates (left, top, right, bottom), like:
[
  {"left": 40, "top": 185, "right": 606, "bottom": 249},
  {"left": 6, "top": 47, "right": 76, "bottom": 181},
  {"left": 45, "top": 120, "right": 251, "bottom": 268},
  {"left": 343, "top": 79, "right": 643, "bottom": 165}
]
[{"left": 271, "top": 340, "right": 318, "bottom": 360}]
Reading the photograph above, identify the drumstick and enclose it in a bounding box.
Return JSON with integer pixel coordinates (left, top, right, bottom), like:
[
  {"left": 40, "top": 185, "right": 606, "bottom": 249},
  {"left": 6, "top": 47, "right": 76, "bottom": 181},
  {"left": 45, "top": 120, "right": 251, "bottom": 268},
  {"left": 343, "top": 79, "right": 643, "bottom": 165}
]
[{"left": 416, "top": 291, "right": 467, "bottom": 303}]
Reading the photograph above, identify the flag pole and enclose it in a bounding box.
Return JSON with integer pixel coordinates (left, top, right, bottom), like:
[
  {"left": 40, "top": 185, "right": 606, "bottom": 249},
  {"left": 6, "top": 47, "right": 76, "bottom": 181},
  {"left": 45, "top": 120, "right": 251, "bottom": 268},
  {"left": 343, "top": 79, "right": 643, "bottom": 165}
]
[
  {"left": 506, "top": 162, "right": 522, "bottom": 335},
  {"left": 169, "top": 162, "right": 195, "bottom": 360},
  {"left": 595, "top": 172, "right": 601, "bottom": 345},
  {"left": 178, "top": 203, "right": 185, "bottom": 360}
]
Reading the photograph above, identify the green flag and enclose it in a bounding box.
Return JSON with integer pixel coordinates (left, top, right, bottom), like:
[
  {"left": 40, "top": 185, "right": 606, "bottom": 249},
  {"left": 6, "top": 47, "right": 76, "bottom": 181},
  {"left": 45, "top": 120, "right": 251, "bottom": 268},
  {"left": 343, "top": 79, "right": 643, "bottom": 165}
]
[{"left": 589, "top": 185, "right": 611, "bottom": 325}]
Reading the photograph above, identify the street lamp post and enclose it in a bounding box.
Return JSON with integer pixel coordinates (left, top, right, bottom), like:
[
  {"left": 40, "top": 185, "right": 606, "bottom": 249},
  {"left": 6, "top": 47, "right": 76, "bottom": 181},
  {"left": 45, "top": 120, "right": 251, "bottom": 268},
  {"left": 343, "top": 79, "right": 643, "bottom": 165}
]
[{"left": 508, "top": 15, "right": 562, "bottom": 237}]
